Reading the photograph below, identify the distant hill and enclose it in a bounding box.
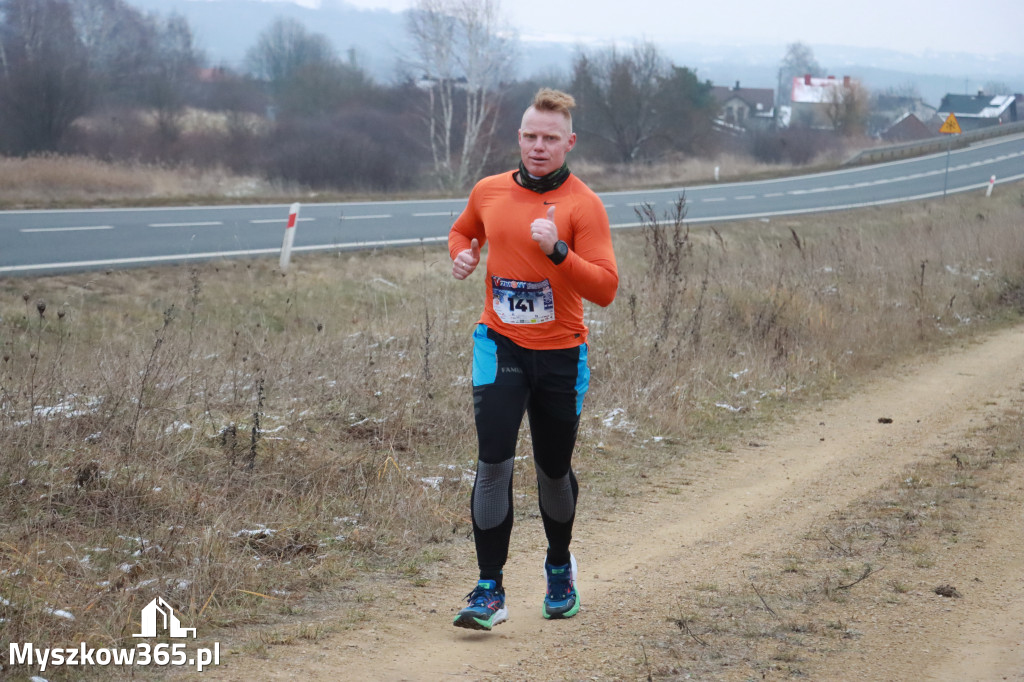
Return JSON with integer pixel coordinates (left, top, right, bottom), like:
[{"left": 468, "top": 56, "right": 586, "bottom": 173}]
[
  {"left": 657, "top": 42, "right": 1024, "bottom": 108},
  {"left": 125, "top": 0, "right": 1023, "bottom": 108},
  {"left": 125, "top": 0, "right": 410, "bottom": 78}
]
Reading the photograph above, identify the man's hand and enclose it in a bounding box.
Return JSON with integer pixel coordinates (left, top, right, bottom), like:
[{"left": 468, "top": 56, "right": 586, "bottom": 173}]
[
  {"left": 530, "top": 205, "right": 557, "bottom": 255},
  {"left": 452, "top": 238, "right": 480, "bottom": 280}
]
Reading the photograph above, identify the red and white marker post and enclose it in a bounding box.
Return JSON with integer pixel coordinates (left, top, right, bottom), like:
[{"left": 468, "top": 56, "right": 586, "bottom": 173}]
[
  {"left": 280, "top": 202, "right": 300, "bottom": 271},
  {"left": 986, "top": 175, "right": 996, "bottom": 198}
]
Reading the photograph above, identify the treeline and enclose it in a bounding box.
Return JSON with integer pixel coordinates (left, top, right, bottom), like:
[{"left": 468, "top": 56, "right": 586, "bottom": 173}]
[{"left": 0, "top": 0, "right": 828, "bottom": 193}]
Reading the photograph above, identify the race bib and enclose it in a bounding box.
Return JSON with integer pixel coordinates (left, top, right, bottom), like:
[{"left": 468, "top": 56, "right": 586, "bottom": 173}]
[{"left": 491, "top": 276, "right": 555, "bottom": 324}]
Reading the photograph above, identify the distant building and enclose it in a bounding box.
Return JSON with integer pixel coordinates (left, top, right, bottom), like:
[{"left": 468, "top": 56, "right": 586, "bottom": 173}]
[
  {"left": 710, "top": 81, "right": 775, "bottom": 131},
  {"left": 790, "top": 75, "right": 856, "bottom": 129},
  {"left": 881, "top": 113, "right": 935, "bottom": 143},
  {"left": 870, "top": 93, "right": 937, "bottom": 138},
  {"left": 937, "top": 92, "right": 1018, "bottom": 130}
]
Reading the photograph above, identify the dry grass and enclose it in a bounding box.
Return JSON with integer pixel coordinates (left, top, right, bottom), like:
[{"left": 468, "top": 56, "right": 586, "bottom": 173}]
[
  {"left": 0, "top": 155, "right": 293, "bottom": 209},
  {"left": 590, "top": 188, "right": 1024, "bottom": 462},
  {"left": 1, "top": 175, "right": 1023, "bottom": 678},
  {"left": 572, "top": 154, "right": 790, "bottom": 191},
  {"left": 0, "top": 143, "right": 858, "bottom": 211},
  {"left": 575, "top": 136, "right": 873, "bottom": 192},
  {"left": 574, "top": 154, "right": 814, "bottom": 192}
]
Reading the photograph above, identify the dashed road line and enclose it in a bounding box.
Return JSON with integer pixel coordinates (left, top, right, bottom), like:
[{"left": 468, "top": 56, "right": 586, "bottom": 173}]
[
  {"left": 150, "top": 221, "right": 224, "bottom": 228},
  {"left": 20, "top": 225, "right": 114, "bottom": 233}
]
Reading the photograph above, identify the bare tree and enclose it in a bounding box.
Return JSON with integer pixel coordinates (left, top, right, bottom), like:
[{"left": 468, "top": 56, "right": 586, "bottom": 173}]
[
  {"left": 825, "top": 79, "right": 869, "bottom": 136},
  {"left": 571, "top": 41, "right": 670, "bottom": 163},
  {"left": 0, "top": 0, "right": 91, "bottom": 154},
  {"left": 777, "top": 41, "right": 823, "bottom": 109},
  {"left": 278, "top": 54, "right": 375, "bottom": 117},
  {"left": 651, "top": 65, "right": 717, "bottom": 157},
  {"left": 246, "top": 17, "right": 337, "bottom": 100},
  {"left": 146, "top": 13, "right": 201, "bottom": 143},
  {"left": 406, "top": 0, "right": 516, "bottom": 191},
  {"left": 70, "top": 0, "right": 154, "bottom": 106}
]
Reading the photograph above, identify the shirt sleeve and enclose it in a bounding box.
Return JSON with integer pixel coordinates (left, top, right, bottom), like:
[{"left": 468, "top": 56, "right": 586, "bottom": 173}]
[
  {"left": 560, "top": 191, "right": 618, "bottom": 307},
  {"left": 448, "top": 185, "right": 487, "bottom": 261}
]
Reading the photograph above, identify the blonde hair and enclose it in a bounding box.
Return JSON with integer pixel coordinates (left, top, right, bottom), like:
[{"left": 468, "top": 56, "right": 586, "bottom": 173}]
[
  {"left": 532, "top": 88, "right": 576, "bottom": 116},
  {"left": 528, "top": 88, "right": 576, "bottom": 131}
]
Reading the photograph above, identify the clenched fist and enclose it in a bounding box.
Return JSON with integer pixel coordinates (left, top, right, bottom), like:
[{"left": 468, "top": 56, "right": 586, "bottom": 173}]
[{"left": 452, "top": 238, "right": 480, "bottom": 280}]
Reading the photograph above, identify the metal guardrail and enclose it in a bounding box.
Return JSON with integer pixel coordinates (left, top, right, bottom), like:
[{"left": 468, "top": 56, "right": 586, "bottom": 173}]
[{"left": 843, "top": 120, "right": 1024, "bottom": 166}]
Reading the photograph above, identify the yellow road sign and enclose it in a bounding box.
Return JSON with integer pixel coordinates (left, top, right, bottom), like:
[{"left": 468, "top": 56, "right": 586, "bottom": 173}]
[{"left": 939, "top": 113, "right": 961, "bottom": 134}]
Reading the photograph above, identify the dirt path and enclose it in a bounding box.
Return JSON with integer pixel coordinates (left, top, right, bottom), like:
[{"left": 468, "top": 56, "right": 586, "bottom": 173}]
[{"left": 204, "top": 325, "right": 1024, "bottom": 681}]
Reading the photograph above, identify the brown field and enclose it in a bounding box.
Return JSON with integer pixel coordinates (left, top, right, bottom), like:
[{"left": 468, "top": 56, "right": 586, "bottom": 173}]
[{"left": 1, "top": 159, "right": 1023, "bottom": 679}]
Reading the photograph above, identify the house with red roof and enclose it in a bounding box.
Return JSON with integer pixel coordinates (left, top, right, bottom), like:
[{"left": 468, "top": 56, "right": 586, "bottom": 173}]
[
  {"left": 881, "top": 112, "right": 936, "bottom": 142},
  {"left": 789, "top": 75, "right": 856, "bottom": 129}
]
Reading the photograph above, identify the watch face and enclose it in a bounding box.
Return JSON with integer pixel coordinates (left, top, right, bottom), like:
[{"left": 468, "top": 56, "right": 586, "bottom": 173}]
[{"left": 548, "top": 240, "right": 568, "bottom": 264}]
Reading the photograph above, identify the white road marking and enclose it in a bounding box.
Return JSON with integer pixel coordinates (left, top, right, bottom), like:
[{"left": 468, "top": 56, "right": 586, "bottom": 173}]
[
  {"left": 607, "top": 171, "right": 1024, "bottom": 231},
  {"left": 20, "top": 225, "right": 114, "bottom": 233},
  {"left": 150, "top": 222, "right": 223, "bottom": 228},
  {"left": 0, "top": 237, "right": 450, "bottom": 274}
]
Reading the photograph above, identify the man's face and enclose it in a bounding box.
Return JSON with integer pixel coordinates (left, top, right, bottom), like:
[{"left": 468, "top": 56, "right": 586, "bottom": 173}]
[{"left": 518, "top": 107, "right": 576, "bottom": 177}]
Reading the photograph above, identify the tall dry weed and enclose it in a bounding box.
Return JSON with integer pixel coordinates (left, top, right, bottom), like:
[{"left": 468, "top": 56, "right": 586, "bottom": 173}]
[{"left": 585, "top": 186, "right": 1024, "bottom": 445}]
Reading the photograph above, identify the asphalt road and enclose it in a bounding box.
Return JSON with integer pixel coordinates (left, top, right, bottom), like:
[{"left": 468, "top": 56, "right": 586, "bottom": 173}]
[{"left": 1, "top": 134, "right": 1022, "bottom": 276}]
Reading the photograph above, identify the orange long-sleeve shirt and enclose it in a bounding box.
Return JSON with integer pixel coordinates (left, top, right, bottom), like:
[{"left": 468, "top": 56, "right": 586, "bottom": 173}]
[{"left": 449, "top": 170, "right": 618, "bottom": 350}]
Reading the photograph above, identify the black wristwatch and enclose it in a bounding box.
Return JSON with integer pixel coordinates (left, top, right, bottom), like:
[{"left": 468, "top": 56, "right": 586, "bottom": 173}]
[{"left": 547, "top": 240, "right": 569, "bottom": 265}]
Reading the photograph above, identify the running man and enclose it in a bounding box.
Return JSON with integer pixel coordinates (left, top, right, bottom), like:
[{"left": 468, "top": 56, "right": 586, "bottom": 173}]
[{"left": 449, "top": 88, "right": 618, "bottom": 630}]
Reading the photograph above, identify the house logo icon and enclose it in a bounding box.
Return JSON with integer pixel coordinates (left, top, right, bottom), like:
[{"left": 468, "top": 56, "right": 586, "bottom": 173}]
[{"left": 133, "top": 597, "right": 196, "bottom": 639}]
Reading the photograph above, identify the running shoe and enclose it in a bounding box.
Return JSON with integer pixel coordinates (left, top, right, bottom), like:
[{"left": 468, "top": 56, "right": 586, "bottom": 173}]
[
  {"left": 453, "top": 579, "right": 508, "bottom": 631},
  {"left": 542, "top": 554, "right": 579, "bottom": 619}
]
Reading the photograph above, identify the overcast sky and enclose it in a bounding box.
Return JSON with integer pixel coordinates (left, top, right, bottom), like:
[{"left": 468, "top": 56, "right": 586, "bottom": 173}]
[{"left": 268, "top": 0, "right": 1024, "bottom": 57}]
